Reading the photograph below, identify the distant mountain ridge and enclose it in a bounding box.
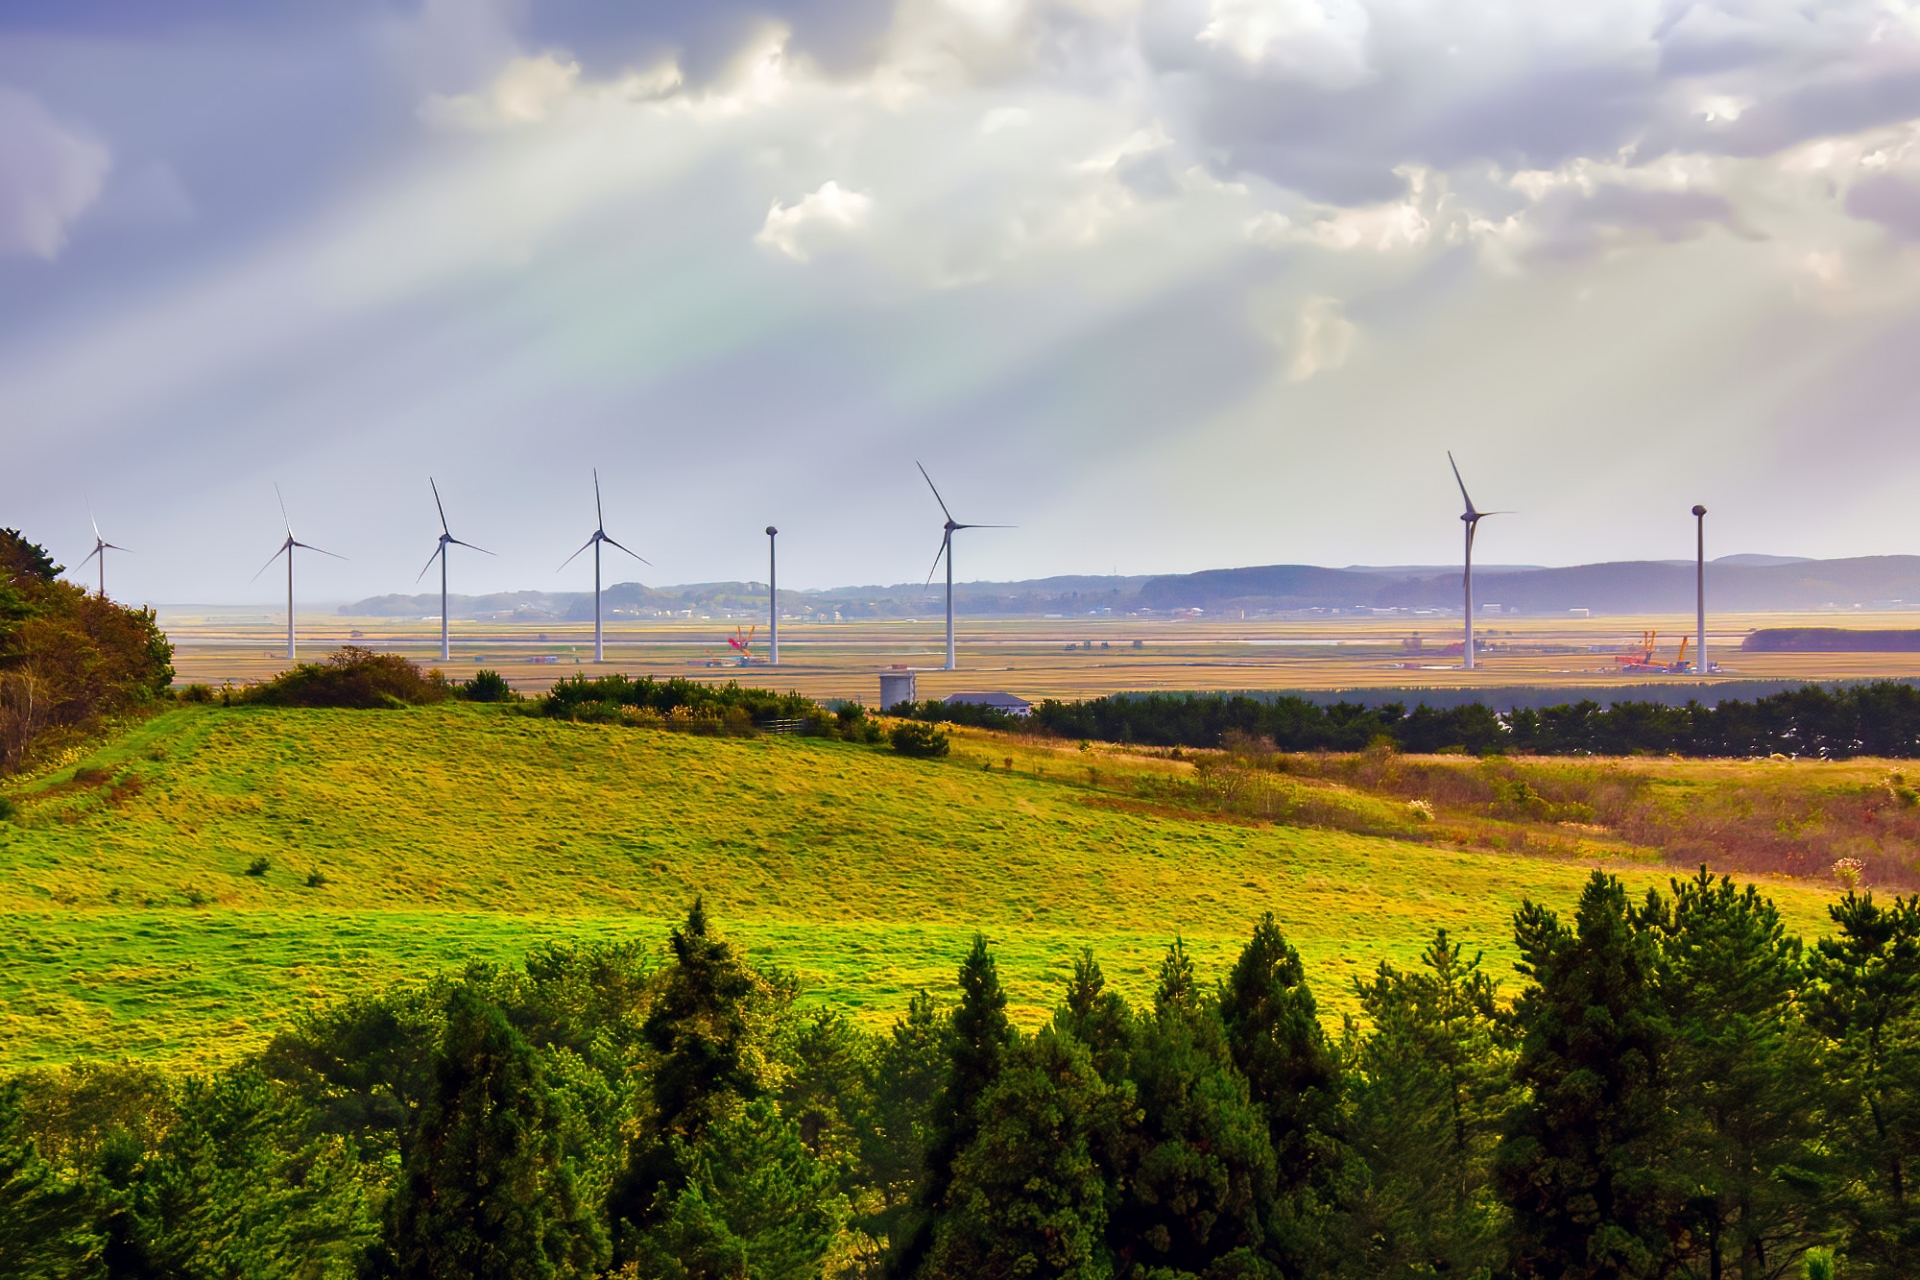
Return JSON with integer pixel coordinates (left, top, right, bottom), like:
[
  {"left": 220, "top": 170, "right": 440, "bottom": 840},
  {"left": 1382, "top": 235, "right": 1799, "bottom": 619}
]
[{"left": 339, "top": 556, "right": 1920, "bottom": 619}]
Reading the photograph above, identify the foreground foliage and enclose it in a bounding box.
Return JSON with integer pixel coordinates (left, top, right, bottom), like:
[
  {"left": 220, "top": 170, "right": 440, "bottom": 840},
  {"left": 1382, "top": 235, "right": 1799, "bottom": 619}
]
[{"left": 1, "top": 876, "right": 1916, "bottom": 1279}]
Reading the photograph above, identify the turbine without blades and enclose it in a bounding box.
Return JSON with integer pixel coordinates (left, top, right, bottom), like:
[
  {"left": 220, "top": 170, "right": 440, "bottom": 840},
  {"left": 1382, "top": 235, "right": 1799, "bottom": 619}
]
[
  {"left": 1447, "top": 452, "right": 1510, "bottom": 672},
  {"left": 79, "top": 501, "right": 131, "bottom": 600},
  {"left": 416, "top": 478, "right": 493, "bottom": 663},
  {"left": 917, "top": 462, "right": 1011, "bottom": 672},
  {"left": 558, "top": 469, "right": 649, "bottom": 663},
  {"left": 252, "top": 485, "right": 345, "bottom": 663}
]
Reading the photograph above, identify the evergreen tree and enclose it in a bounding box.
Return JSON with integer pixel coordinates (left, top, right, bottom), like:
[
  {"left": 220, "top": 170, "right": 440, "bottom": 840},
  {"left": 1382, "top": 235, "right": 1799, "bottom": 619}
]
[
  {"left": 1218, "top": 912, "right": 1342, "bottom": 1275},
  {"left": 376, "top": 986, "right": 606, "bottom": 1280},
  {"left": 1496, "top": 871, "right": 1676, "bottom": 1279},
  {"left": 625, "top": 1098, "right": 849, "bottom": 1280},
  {"left": 1804, "top": 889, "right": 1920, "bottom": 1277},
  {"left": 926, "top": 1029, "right": 1118, "bottom": 1280},
  {"left": 867, "top": 991, "right": 947, "bottom": 1228},
  {"left": 1653, "top": 870, "right": 1826, "bottom": 1278},
  {"left": 614, "top": 899, "right": 777, "bottom": 1254},
  {"left": 1109, "top": 940, "right": 1277, "bottom": 1280},
  {"left": 1343, "top": 929, "right": 1516, "bottom": 1279},
  {"left": 0, "top": 1083, "right": 96, "bottom": 1279},
  {"left": 1056, "top": 948, "right": 1133, "bottom": 1085},
  {"left": 891, "top": 934, "right": 1014, "bottom": 1279}
]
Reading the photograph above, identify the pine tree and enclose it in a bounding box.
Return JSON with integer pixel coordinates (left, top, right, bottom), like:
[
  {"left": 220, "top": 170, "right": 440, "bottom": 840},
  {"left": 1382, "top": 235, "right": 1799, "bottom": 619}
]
[
  {"left": 926, "top": 1029, "right": 1117, "bottom": 1280},
  {"left": 1653, "top": 869, "right": 1826, "bottom": 1278},
  {"left": 1496, "top": 870, "right": 1676, "bottom": 1279},
  {"left": 0, "top": 1083, "right": 96, "bottom": 1279},
  {"left": 1108, "top": 940, "right": 1277, "bottom": 1280},
  {"left": 890, "top": 934, "right": 1014, "bottom": 1279},
  {"left": 1217, "top": 912, "right": 1342, "bottom": 1277},
  {"left": 1341, "top": 929, "right": 1516, "bottom": 1278},
  {"left": 1056, "top": 948, "right": 1133, "bottom": 1085},
  {"left": 1804, "top": 889, "right": 1920, "bottom": 1277},
  {"left": 377, "top": 986, "right": 607, "bottom": 1280}
]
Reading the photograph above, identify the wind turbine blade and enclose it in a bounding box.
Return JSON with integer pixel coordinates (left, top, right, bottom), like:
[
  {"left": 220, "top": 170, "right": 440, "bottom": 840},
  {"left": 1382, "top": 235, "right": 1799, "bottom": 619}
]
[
  {"left": 447, "top": 537, "right": 494, "bottom": 555},
  {"left": 291, "top": 541, "right": 347, "bottom": 560},
  {"left": 951, "top": 523, "right": 1015, "bottom": 530},
  {"left": 275, "top": 483, "right": 293, "bottom": 537},
  {"left": 430, "top": 477, "right": 450, "bottom": 536},
  {"left": 1447, "top": 451, "right": 1476, "bottom": 515},
  {"left": 916, "top": 462, "right": 955, "bottom": 523},
  {"left": 593, "top": 469, "right": 604, "bottom": 531},
  {"left": 415, "top": 545, "right": 444, "bottom": 583},
  {"left": 86, "top": 499, "right": 101, "bottom": 542},
  {"left": 81, "top": 545, "right": 103, "bottom": 567},
  {"left": 250, "top": 542, "right": 290, "bottom": 582},
  {"left": 602, "top": 535, "right": 651, "bottom": 566},
  {"left": 102, "top": 542, "right": 133, "bottom": 553},
  {"left": 558, "top": 536, "right": 596, "bottom": 572},
  {"left": 923, "top": 532, "right": 950, "bottom": 589}
]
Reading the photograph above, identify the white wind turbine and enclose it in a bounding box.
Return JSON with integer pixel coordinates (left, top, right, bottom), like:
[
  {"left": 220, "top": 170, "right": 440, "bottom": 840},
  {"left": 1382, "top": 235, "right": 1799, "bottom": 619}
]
[
  {"left": 416, "top": 478, "right": 493, "bottom": 662},
  {"left": 1448, "top": 452, "right": 1507, "bottom": 671},
  {"left": 559, "top": 469, "right": 648, "bottom": 663},
  {"left": 917, "top": 463, "right": 1010, "bottom": 672},
  {"left": 79, "top": 502, "right": 131, "bottom": 599},
  {"left": 252, "top": 485, "right": 345, "bottom": 663}
]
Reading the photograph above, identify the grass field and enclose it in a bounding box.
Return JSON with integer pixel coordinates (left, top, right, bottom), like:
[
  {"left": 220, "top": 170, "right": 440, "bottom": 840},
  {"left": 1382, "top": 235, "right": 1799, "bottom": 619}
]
[{"left": 0, "top": 704, "right": 1846, "bottom": 1070}]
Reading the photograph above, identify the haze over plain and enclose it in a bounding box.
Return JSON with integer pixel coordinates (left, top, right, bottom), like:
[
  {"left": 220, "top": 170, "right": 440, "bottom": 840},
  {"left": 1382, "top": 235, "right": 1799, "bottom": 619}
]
[{"left": 7, "top": 0, "right": 1920, "bottom": 603}]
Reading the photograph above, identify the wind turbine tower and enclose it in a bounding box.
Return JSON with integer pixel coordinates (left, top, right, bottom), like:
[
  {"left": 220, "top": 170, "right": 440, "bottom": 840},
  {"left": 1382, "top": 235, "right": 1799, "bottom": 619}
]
[
  {"left": 917, "top": 463, "right": 1010, "bottom": 672},
  {"left": 1693, "top": 504, "right": 1708, "bottom": 680},
  {"left": 252, "top": 486, "right": 344, "bottom": 663},
  {"left": 417, "top": 478, "right": 493, "bottom": 662},
  {"left": 766, "top": 526, "right": 779, "bottom": 666},
  {"left": 80, "top": 505, "right": 130, "bottom": 599},
  {"left": 1447, "top": 453, "right": 1505, "bottom": 671},
  {"left": 559, "top": 470, "right": 648, "bottom": 663}
]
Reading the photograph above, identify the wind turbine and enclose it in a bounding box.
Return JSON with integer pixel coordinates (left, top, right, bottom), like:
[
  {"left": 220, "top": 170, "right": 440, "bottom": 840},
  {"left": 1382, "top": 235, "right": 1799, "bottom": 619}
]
[
  {"left": 917, "top": 463, "right": 1010, "bottom": 672},
  {"left": 559, "top": 469, "right": 648, "bottom": 663},
  {"left": 766, "top": 526, "right": 779, "bottom": 666},
  {"left": 1447, "top": 452, "right": 1506, "bottom": 671},
  {"left": 252, "top": 485, "right": 344, "bottom": 663},
  {"left": 79, "top": 502, "right": 130, "bottom": 599},
  {"left": 416, "top": 478, "right": 493, "bottom": 663}
]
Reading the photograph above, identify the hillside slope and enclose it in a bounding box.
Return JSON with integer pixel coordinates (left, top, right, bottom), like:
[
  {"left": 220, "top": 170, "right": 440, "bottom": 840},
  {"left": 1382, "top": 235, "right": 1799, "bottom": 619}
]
[{"left": 0, "top": 705, "right": 1838, "bottom": 1067}]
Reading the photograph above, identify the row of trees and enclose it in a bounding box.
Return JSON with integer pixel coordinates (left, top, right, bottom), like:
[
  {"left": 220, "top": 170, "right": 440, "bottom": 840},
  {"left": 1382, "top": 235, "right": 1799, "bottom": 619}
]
[
  {"left": 899, "top": 682, "right": 1920, "bottom": 759},
  {"left": 2, "top": 876, "right": 1916, "bottom": 1278},
  {"left": 0, "top": 529, "right": 173, "bottom": 773}
]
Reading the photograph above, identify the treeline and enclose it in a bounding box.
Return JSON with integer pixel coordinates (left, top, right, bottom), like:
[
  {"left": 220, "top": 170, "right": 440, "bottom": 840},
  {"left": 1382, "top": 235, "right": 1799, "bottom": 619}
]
[
  {"left": 542, "top": 673, "right": 836, "bottom": 736},
  {"left": 0, "top": 530, "right": 173, "bottom": 773},
  {"left": 898, "top": 681, "right": 1920, "bottom": 758},
  {"left": 4, "top": 876, "right": 1918, "bottom": 1278}
]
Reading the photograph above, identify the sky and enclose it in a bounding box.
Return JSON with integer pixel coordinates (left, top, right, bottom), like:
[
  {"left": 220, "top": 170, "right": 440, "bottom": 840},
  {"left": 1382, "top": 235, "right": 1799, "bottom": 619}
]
[{"left": 6, "top": 0, "right": 1920, "bottom": 604}]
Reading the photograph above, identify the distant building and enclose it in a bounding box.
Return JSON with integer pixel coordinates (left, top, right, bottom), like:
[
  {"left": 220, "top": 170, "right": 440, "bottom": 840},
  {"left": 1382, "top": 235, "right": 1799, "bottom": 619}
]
[
  {"left": 944, "top": 691, "right": 1033, "bottom": 717},
  {"left": 879, "top": 671, "right": 917, "bottom": 709}
]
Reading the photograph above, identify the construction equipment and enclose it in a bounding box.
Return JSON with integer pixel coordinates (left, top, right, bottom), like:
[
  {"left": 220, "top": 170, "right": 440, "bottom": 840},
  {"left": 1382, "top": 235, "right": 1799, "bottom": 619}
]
[{"left": 1616, "top": 632, "right": 1694, "bottom": 673}]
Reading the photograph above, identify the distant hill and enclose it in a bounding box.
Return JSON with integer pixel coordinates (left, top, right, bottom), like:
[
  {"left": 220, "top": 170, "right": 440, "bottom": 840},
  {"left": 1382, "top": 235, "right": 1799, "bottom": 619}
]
[{"left": 341, "top": 556, "right": 1920, "bottom": 619}]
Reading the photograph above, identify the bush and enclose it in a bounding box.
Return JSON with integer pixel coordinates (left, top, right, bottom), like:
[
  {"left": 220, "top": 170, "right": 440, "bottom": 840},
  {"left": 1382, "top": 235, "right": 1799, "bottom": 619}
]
[
  {"left": 177, "top": 683, "right": 214, "bottom": 704},
  {"left": 0, "top": 795, "right": 15, "bottom": 822},
  {"left": 245, "top": 857, "right": 270, "bottom": 877},
  {"left": 540, "top": 673, "right": 817, "bottom": 725},
  {"left": 1, "top": 527, "right": 175, "bottom": 773},
  {"left": 460, "top": 670, "right": 517, "bottom": 703},
  {"left": 890, "top": 721, "right": 951, "bottom": 758},
  {"left": 239, "top": 647, "right": 449, "bottom": 710}
]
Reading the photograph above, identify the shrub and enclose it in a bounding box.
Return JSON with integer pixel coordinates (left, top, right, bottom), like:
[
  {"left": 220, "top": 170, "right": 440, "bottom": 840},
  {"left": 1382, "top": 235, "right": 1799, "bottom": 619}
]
[
  {"left": 890, "top": 722, "right": 950, "bottom": 758},
  {"left": 177, "top": 683, "right": 214, "bottom": 704},
  {"left": 461, "top": 670, "right": 516, "bottom": 703},
  {"left": 240, "top": 647, "right": 450, "bottom": 710},
  {"left": 0, "top": 795, "right": 15, "bottom": 821},
  {"left": 541, "top": 673, "right": 815, "bottom": 724},
  {"left": 245, "top": 857, "right": 270, "bottom": 877},
  {"left": 307, "top": 868, "right": 329, "bottom": 889}
]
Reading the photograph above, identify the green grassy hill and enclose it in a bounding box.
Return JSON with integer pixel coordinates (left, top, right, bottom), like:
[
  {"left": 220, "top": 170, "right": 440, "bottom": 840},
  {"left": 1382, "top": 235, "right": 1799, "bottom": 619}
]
[{"left": 0, "top": 705, "right": 1841, "bottom": 1068}]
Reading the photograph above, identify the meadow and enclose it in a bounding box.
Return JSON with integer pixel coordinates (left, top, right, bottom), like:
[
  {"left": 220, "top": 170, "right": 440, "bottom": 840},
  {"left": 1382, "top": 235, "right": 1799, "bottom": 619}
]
[{"left": 0, "top": 702, "right": 1846, "bottom": 1070}]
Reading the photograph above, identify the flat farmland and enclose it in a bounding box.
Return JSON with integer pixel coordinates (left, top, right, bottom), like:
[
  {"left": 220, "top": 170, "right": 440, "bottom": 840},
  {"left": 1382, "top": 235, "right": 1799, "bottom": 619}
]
[{"left": 159, "top": 607, "right": 1920, "bottom": 703}]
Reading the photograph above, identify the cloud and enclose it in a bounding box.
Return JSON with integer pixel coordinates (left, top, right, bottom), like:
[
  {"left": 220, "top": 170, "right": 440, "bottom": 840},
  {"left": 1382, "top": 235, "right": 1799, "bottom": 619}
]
[
  {"left": 1196, "top": 0, "right": 1372, "bottom": 89},
  {"left": 1846, "top": 172, "right": 1920, "bottom": 240},
  {"left": 755, "top": 180, "right": 874, "bottom": 261},
  {"left": 0, "top": 86, "right": 111, "bottom": 260}
]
